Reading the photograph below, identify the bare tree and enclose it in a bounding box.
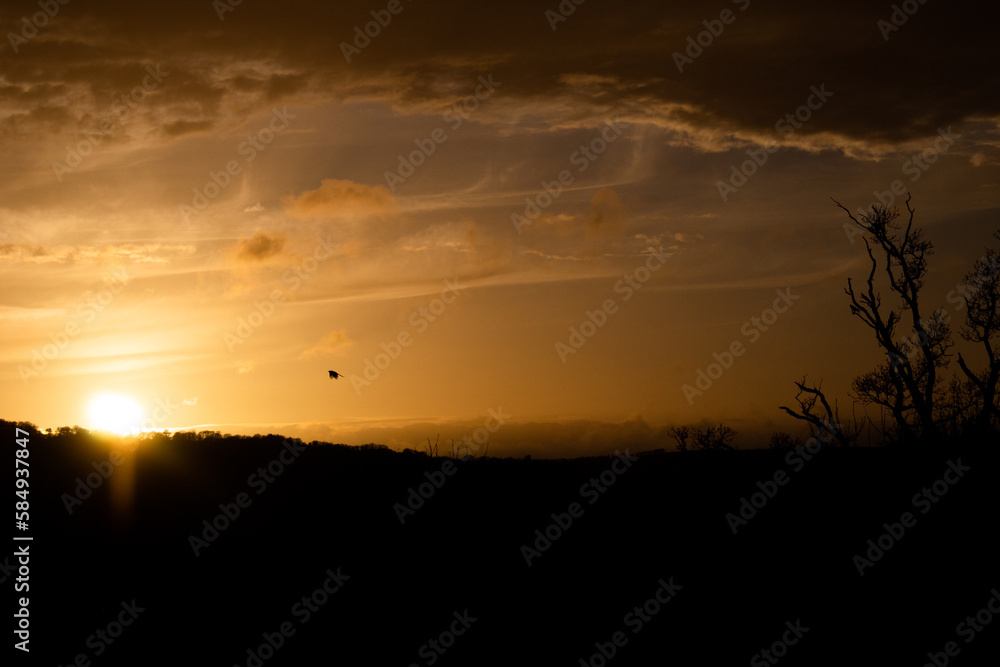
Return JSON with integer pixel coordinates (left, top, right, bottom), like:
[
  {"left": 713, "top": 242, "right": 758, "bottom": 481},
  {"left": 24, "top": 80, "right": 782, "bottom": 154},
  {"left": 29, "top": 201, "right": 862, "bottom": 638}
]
[
  {"left": 692, "top": 423, "right": 737, "bottom": 451},
  {"left": 954, "top": 233, "right": 1000, "bottom": 435},
  {"left": 666, "top": 424, "right": 737, "bottom": 452},
  {"left": 833, "top": 195, "right": 951, "bottom": 443},
  {"left": 779, "top": 378, "right": 863, "bottom": 446},
  {"left": 667, "top": 425, "right": 691, "bottom": 452}
]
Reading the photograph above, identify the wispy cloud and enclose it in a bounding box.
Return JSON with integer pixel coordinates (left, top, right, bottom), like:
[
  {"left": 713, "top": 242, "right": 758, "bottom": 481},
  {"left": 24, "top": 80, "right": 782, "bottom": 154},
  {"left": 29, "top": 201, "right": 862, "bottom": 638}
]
[
  {"left": 299, "top": 330, "right": 353, "bottom": 359},
  {"left": 0, "top": 243, "right": 196, "bottom": 264},
  {"left": 284, "top": 179, "right": 398, "bottom": 220}
]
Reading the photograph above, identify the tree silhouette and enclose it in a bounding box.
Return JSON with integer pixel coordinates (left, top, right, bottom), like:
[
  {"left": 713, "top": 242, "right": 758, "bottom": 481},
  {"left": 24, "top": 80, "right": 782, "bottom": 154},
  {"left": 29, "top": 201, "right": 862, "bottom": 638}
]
[
  {"left": 667, "top": 425, "right": 691, "bottom": 452},
  {"left": 693, "top": 423, "right": 737, "bottom": 451},
  {"left": 954, "top": 232, "right": 1000, "bottom": 435},
  {"left": 834, "top": 195, "right": 950, "bottom": 443},
  {"left": 779, "top": 377, "right": 860, "bottom": 446},
  {"left": 666, "top": 423, "right": 737, "bottom": 452},
  {"left": 807, "top": 195, "right": 1000, "bottom": 445}
]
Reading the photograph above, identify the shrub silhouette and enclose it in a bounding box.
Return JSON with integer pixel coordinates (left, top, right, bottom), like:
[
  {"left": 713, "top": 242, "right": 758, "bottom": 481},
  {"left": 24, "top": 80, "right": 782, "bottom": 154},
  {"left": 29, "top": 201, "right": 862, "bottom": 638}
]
[
  {"left": 668, "top": 423, "right": 737, "bottom": 452},
  {"left": 767, "top": 431, "right": 803, "bottom": 451}
]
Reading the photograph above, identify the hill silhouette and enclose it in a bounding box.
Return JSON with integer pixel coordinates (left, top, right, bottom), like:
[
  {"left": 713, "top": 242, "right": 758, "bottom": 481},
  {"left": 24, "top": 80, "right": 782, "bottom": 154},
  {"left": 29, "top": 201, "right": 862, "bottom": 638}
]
[{"left": 6, "top": 419, "right": 998, "bottom": 666}]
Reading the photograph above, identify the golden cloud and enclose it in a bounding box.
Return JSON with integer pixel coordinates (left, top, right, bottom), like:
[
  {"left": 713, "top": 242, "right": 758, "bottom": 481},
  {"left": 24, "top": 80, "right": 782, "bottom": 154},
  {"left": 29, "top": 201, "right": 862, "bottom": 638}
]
[
  {"left": 283, "top": 179, "right": 398, "bottom": 220},
  {"left": 299, "top": 330, "right": 353, "bottom": 359}
]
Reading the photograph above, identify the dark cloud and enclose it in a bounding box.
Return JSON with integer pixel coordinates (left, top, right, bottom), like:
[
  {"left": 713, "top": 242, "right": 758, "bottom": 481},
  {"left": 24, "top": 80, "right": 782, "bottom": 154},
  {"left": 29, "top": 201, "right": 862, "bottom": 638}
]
[
  {"left": 233, "top": 232, "right": 285, "bottom": 262},
  {"left": 160, "top": 119, "right": 215, "bottom": 138},
  {"left": 0, "top": 82, "right": 68, "bottom": 101},
  {"left": 0, "top": 104, "right": 74, "bottom": 140},
  {"left": 2, "top": 0, "right": 995, "bottom": 155},
  {"left": 587, "top": 188, "right": 625, "bottom": 231},
  {"left": 265, "top": 73, "right": 309, "bottom": 101}
]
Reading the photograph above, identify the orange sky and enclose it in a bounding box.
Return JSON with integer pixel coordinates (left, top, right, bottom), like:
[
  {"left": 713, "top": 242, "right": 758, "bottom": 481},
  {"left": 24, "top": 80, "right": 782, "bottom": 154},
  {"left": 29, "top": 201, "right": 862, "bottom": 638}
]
[{"left": 2, "top": 0, "right": 999, "bottom": 456}]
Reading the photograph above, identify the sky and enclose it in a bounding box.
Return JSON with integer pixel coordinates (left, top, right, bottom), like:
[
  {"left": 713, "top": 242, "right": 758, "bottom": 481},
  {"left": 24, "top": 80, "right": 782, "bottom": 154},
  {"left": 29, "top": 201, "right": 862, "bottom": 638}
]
[{"left": 2, "top": 0, "right": 999, "bottom": 457}]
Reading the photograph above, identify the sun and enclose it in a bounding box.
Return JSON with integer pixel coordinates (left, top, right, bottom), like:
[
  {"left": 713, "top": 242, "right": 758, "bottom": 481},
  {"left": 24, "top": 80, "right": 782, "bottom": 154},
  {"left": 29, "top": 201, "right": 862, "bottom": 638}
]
[{"left": 87, "top": 393, "right": 144, "bottom": 435}]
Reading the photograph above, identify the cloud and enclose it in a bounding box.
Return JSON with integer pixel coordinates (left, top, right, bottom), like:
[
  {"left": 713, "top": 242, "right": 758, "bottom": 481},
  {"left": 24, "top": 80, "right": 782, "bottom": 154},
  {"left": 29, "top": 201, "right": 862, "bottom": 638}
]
[
  {"left": 398, "top": 221, "right": 478, "bottom": 254},
  {"left": 284, "top": 179, "right": 398, "bottom": 220},
  {"left": 0, "top": 243, "right": 196, "bottom": 264},
  {"left": 970, "top": 152, "right": 1000, "bottom": 168},
  {"left": 159, "top": 119, "right": 215, "bottom": 138},
  {"left": 233, "top": 232, "right": 285, "bottom": 262},
  {"left": 265, "top": 414, "right": 683, "bottom": 459},
  {"left": 183, "top": 397, "right": 199, "bottom": 406},
  {"left": 237, "top": 361, "right": 255, "bottom": 374},
  {"left": 1, "top": 0, "right": 996, "bottom": 164},
  {"left": 299, "top": 330, "right": 353, "bottom": 358},
  {"left": 587, "top": 188, "right": 625, "bottom": 232}
]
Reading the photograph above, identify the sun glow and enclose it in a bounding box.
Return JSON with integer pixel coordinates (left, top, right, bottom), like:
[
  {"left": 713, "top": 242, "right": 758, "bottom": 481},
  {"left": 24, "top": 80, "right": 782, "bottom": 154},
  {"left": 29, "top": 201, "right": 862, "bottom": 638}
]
[{"left": 87, "top": 393, "right": 144, "bottom": 435}]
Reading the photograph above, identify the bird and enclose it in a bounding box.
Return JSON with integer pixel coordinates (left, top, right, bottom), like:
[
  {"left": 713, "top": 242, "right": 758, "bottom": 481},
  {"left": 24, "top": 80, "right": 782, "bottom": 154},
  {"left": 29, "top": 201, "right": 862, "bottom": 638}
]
[{"left": 328, "top": 370, "right": 342, "bottom": 379}]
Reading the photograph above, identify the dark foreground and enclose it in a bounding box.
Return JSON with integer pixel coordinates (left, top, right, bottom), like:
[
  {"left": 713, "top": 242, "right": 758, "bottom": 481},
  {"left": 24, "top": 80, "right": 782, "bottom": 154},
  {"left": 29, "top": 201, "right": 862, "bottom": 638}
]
[{"left": 8, "top": 424, "right": 999, "bottom": 666}]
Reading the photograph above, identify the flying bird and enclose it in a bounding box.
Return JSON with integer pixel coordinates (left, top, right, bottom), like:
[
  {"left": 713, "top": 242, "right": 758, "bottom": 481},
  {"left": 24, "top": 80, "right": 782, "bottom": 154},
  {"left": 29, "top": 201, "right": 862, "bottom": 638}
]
[{"left": 328, "top": 370, "right": 342, "bottom": 379}]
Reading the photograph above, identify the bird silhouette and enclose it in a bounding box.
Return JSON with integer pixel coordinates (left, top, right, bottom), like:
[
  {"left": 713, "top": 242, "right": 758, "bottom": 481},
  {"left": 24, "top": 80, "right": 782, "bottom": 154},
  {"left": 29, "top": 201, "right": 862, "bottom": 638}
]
[{"left": 328, "top": 370, "right": 342, "bottom": 379}]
